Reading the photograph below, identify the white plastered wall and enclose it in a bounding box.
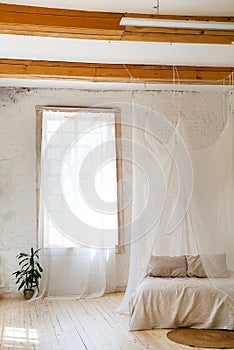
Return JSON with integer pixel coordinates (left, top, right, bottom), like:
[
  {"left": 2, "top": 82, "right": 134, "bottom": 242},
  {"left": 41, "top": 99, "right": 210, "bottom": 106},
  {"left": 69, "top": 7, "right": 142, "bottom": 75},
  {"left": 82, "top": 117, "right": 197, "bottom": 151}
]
[{"left": 0, "top": 86, "right": 233, "bottom": 293}]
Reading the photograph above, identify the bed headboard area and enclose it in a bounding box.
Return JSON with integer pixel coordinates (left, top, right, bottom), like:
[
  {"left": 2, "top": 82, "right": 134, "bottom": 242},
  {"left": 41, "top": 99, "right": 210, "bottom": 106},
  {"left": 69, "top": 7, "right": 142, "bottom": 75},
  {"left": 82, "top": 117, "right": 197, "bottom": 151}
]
[{"left": 146, "top": 254, "right": 230, "bottom": 278}]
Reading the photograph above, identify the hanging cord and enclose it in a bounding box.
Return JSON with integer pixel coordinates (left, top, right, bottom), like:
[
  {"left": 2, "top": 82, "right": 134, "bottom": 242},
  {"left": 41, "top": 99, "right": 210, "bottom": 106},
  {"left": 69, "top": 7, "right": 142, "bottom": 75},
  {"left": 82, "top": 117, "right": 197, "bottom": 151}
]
[
  {"left": 153, "top": 0, "right": 160, "bottom": 14},
  {"left": 123, "top": 64, "right": 134, "bottom": 85},
  {"left": 123, "top": 63, "right": 146, "bottom": 89},
  {"left": 172, "top": 65, "right": 182, "bottom": 124},
  {"left": 131, "top": 90, "right": 134, "bottom": 119},
  {"left": 222, "top": 74, "right": 226, "bottom": 126},
  {"left": 221, "top": 71, "right": 234, "bottom": 127},
  {"left": 230, "top": 71, "right": 234, "bottom": 98},
  {"left": 229, "top": 71, "right": 234, "bottom": 122},
  {"left": 172, "top": 65, "right": 177, "bottom": 124},
  {"left": 213, "top": 70, "right": 234, "bottom": 84},
  {"left": 131, "top": 90, "right": 136, "bottom": 148}
]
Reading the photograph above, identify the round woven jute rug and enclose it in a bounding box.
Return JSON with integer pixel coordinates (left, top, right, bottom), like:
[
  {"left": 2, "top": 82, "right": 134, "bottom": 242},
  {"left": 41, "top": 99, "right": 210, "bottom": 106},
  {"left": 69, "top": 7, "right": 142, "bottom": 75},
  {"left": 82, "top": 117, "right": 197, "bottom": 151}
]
[{"left": 167, "top": 328, "right": 234, "bottom": 348}]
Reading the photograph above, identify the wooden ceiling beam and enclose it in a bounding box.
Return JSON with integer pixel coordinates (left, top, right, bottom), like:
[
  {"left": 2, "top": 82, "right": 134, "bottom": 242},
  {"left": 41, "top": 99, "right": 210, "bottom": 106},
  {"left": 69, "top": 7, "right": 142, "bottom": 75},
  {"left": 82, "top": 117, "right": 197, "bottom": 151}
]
[
  {"left": 0, "top": 4, "right": 233, "bottom": 44},
  {"left": 0, "top": 59, "right": 233, "bottom": 85}
]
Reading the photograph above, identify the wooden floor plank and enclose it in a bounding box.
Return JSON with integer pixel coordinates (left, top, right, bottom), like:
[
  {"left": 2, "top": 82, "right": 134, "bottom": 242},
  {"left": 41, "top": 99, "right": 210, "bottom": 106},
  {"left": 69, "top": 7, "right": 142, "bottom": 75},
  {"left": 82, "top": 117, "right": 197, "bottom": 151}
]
[
  {"left": 0, "top": 294, "right": 204, "bottom": 350},
  {"left": 28, "top": 300, "right": 46, "bottom": 350},
  {"left": 84, "top": 298, "right": 141, "bottom": 350},
  {"left": 63, "top": 300, "right": 95, "bottom": 350},
  {"left": 55, "top": 299, "right": 88, "bottom": 350},
  {"left": 76, "top": 299, "right": 115, "bottom": 350},
  {"left": 94, "top": 294, "right": 152, "bottom": 350},
  {"left": 35, "top": 299, "right": 60, "bottom": 350},
  {"left": 32, "top": 300, "right": 55, "bottom": 350}
]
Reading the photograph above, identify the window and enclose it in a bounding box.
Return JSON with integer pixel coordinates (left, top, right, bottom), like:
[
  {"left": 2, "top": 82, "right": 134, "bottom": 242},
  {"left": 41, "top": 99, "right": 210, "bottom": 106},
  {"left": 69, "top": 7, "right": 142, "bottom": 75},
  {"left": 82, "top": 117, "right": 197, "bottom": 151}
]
[{"left": 36, "top": 107, "right": 123, "bottom": 251}]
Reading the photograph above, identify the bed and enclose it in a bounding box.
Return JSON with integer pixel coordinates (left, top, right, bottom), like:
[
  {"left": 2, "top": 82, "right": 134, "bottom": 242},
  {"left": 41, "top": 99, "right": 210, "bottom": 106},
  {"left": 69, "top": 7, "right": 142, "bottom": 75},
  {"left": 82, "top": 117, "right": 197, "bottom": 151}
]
[{"left": 129, "top": 257, "right": 234, "bottom": 331}]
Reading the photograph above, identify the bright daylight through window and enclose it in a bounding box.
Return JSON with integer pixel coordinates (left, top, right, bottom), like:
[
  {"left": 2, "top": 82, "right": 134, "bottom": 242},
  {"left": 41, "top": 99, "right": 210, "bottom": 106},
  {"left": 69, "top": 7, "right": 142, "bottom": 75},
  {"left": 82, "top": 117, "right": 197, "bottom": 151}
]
[{"left": 39, "top": 108, "right": 119, "bottom": 249}]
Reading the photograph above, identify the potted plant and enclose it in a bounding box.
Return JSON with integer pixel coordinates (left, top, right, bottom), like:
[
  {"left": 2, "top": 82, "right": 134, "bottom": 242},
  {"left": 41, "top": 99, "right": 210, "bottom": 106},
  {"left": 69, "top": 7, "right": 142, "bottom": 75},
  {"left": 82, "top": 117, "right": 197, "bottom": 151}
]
[{"left": 13, "top": 247, "right": 43, "bottom": 300}]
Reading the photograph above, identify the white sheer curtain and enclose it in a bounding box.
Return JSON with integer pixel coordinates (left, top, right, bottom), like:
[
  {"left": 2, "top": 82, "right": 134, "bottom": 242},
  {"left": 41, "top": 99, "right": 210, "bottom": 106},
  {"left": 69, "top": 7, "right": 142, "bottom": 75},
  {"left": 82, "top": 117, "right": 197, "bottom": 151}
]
[
  {"left": 37, "top": 109, "right": 119, "bottom": 299},
  {"left": 118, "top": 102, "right": 234, "bottom": 313}
]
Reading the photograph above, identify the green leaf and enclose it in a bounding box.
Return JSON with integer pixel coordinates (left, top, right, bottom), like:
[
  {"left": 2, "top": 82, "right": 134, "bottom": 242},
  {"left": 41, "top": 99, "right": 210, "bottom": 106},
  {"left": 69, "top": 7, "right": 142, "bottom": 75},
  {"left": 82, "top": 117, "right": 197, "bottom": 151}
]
[
  {"left": 16, "top": 276, "right": 24, "bottom": 284},
  {"left": 19, "top": 257, "right": 29, "bottom": 265},
  {"left": 12, "top": 271, "right": 20, "bottom": 276},
  {"left": 20, "top": 262, "right": 29, "bottom": 270},
  {"left": 36, "top": 263, "right": 43, "bottom": 272},
  {"left": 17, "top": 253, "right": 29, "bottom": 259},
  {"left": 18, "top": 281, "right": 25, "bottom": 291}
]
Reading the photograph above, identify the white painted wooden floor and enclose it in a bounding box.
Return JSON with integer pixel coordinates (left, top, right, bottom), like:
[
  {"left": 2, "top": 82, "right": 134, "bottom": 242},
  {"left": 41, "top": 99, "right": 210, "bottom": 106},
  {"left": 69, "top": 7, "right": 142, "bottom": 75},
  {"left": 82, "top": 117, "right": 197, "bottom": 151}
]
[{"left": 0, "top": 293, "right": 212, "bottom": 350}]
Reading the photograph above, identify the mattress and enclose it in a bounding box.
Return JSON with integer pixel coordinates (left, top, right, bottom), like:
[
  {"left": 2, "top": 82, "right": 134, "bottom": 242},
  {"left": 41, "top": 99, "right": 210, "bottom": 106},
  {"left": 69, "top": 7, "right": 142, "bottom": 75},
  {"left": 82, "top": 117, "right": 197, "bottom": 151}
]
[{"left": 129, "top": 275, "right": 234, "bottom": 331}]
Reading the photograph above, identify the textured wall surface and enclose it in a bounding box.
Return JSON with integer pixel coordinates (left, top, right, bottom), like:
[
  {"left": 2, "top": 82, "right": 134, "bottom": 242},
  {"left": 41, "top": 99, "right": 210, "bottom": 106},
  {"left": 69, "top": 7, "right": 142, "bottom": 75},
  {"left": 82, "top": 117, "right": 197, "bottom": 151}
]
[{"left": 0, "top": 87, "right": 232, "bottom": 293}]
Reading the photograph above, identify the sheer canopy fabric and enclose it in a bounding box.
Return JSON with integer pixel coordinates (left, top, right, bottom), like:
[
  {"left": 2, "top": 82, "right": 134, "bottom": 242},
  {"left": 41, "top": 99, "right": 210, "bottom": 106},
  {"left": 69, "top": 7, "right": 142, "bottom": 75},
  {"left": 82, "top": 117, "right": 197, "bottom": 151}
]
[
  {"left": 118, "top": 104, "right": 234, "bottom": 313},
  {"left": 37, "top": 109, "right": 119, "bottom": 299}
]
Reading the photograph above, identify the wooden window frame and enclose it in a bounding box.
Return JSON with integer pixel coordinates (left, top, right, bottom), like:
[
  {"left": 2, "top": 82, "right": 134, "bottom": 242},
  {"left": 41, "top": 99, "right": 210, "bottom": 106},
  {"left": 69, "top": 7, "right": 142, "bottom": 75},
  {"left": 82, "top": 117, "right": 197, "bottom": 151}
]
[{"left": 36, "top": 105, "right": 125, "bottom": 253}]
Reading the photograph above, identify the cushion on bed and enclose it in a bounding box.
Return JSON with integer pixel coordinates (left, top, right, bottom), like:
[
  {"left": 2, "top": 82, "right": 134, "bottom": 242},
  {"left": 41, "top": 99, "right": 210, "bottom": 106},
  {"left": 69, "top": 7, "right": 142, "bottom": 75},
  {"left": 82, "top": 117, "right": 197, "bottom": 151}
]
[
  {"left": 186, "top": 254, "right": 229, "bottom": 278},
  {"left": 186, "top": 255, "right": 207, "bottom": 277},
  {"left": 146, "top": 255, "right": 187, "bottom": 278}
]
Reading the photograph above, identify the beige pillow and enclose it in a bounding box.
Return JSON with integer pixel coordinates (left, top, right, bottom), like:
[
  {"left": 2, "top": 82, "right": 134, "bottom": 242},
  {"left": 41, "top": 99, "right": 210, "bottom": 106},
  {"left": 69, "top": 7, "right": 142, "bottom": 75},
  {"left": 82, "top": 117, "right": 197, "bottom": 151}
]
[
  {"left": 202, "top": 253, "right": 230, "bottom": 278},
  {"left": 186, "top": 254, "right": 229, "bottom": 278},
  {"left": 146, "top": 255, "right": 187, "bottom": 278},
  {"left": 186, "top": 255, "right": 206, "bottom": 277}
]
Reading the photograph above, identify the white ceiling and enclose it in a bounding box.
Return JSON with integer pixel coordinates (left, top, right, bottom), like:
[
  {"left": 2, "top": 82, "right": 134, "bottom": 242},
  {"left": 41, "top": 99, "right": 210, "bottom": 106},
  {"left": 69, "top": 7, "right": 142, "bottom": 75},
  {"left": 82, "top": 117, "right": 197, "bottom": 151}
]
[
  {"left": 1, "top": 34, "right": 234, "bottom": 67},
  {"left": 1, "top": 0, "right": 234, "bottom": 15}
]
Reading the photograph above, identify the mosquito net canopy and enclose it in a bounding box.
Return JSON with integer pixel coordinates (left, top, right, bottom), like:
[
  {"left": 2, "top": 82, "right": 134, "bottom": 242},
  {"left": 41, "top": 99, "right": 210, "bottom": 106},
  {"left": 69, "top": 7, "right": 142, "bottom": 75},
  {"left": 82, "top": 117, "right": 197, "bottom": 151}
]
[{"left": 118, "top": 101, "right": 234, "bottom": 313}]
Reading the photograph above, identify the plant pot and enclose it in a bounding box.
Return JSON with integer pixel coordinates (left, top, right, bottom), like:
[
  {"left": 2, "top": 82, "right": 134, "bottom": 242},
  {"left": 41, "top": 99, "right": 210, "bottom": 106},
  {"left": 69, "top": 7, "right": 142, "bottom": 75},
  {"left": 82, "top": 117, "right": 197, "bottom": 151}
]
[{"left": 24, "top": 289, "right": 34, "bottom": 300}]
